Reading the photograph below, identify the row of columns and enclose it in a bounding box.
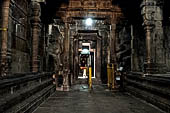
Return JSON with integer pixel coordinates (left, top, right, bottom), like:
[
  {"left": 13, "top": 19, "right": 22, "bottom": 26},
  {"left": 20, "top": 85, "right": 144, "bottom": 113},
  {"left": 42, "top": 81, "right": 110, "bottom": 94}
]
[
  {"left": 114, "top": 0, "right": 165, "bottom": 74},
  {"left": 0, "top": 0, "right": 42, "bottom": 76}
]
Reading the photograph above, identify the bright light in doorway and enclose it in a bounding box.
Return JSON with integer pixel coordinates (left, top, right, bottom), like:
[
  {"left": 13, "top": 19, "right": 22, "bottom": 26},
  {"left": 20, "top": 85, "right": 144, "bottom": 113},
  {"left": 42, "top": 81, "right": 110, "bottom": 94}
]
[
  {"left": 81, "top": 49, "right": 90, "bottom": 54},
  {"left": 85, "top": 18, "right": 93, "bottom": 26}
]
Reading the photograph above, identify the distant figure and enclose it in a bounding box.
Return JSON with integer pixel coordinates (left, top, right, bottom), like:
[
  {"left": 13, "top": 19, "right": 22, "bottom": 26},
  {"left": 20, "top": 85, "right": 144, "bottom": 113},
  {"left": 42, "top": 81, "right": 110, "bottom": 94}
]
[
  {"left": 117, "top": 66, "right": 124, "bottom": 91},
  {"left": 83, "top": 68, "right": 87, "bottom": 78}
]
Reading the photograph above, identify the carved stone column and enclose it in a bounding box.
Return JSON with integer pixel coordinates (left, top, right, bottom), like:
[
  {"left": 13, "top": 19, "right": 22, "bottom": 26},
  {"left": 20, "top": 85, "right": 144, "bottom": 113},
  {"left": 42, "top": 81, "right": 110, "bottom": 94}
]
[
  {"left": 153, "top": 1, "right": 165, "bottom": 71},
  {"left": 62, "top": 18, "right": 70, "bottom": 91},
  {"left": 131, "top": 25, "right": 135, "bottom": 71},
  {"left": 30, "top": 1, "right": 41, "bottom": 72},
  {"left": 141, "top": 0, "right": 166, "bottom": 74},
  {"left": 110, "top": 23, "right": 117, "bottom": 64},
  {"left": 96, "top": 35, "right": 102, "bottom": 83},
  {"left": 0, "top": 0, "right": 10, "bottom": 76}
]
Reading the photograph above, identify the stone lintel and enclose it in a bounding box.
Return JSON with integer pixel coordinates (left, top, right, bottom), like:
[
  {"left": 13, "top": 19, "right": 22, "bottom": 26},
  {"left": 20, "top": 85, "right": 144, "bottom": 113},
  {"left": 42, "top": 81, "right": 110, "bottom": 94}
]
[{"left": 31, "top": 0, "right": 46, "bottom": 3}]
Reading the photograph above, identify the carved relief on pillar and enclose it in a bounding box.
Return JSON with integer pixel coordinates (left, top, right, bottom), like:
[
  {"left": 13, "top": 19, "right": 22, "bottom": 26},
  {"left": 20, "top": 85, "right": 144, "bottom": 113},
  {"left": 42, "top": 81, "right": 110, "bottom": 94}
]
[
  {"left": 30, "top": 2, "right": 41, "bottom": 23},
  {"left": 153, "top": 4, "right": 165, "bottom": 65},
  {"left": 141, "top": 0, "right": 166, "bottom": 74},
  {"left": 61, "top": 17, "right": 70, "bottom": 91},
  {"left": 30, "top": 1, "right": 41, "bottom": 72}
]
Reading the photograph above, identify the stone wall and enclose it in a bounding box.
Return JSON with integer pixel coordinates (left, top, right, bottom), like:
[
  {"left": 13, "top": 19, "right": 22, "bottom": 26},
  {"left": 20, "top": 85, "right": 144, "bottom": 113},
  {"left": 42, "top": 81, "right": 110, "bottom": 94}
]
[
  {"left": 164, "top": 26, "right": 170, "bottom": 72},
  {"left": 132, "top": 25, "right": 146, "bottom": 72},
  {"left": 0, "top": 72, "right": 55, "bottom": 113},
  {"left": 8, "top": 0, "right": 30, "bottom": 73},
  {"left": 125, "top": 72, "right": 170, "bottom": 113},
  {"left": 0, "top": 0, "right": 51, "bottom": 75}
]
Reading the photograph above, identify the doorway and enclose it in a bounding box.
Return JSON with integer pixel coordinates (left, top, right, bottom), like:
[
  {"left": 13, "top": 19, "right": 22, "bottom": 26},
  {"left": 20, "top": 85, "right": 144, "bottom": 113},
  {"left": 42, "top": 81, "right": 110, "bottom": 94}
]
[{"left": 78, "top": 49, "right": 96, "bottom": 79}]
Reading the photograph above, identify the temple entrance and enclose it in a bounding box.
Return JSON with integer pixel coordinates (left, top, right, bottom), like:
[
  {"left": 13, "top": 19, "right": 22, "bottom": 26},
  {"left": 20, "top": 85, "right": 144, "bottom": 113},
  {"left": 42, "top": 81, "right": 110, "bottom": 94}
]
[
  {"left": 78, "top": 46, "right": 95, "bottom": 79},
  {"left": 73, "top": 32, "right": 102, "bottom": 84}
]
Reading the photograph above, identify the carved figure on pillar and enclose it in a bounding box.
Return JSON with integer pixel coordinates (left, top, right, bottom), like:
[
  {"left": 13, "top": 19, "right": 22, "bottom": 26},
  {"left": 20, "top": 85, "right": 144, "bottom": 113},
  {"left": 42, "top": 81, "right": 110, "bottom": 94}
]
[
  {"left": 141, "top": 0, "right": 166, "bottom": 74},
  {"left": 61, "top": 17, "right": 70, "bottom": 91}
]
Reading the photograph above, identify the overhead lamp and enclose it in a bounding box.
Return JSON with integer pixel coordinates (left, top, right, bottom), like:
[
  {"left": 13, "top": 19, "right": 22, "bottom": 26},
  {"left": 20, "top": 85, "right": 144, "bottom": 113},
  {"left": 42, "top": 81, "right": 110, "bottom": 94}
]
[{"left": 85, "top": 18, "right": 93, "bottom": 26}]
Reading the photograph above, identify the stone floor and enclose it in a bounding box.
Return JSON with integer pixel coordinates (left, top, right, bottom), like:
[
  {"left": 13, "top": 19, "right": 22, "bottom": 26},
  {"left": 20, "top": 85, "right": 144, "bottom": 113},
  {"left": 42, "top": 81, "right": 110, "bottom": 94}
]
[{"left": 33, "top": 84, "right": 164, "bottom": 113}]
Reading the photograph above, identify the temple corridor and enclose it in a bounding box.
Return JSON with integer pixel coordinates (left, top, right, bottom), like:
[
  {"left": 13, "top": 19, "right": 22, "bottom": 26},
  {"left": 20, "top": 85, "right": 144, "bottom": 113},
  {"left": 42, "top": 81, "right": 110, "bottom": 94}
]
[
  {"left": 33, "top": 84, "right": 163, "bottom": 113},
  {"left": 1, "top": 0, "right": 170, "bottom": 113}
]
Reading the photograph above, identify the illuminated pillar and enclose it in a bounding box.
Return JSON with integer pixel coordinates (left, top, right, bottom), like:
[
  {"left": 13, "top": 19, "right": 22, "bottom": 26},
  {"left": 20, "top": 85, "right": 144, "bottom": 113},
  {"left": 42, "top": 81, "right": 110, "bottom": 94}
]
[{"left": 0, "top": 0, "right": 10, "bottom": 76}]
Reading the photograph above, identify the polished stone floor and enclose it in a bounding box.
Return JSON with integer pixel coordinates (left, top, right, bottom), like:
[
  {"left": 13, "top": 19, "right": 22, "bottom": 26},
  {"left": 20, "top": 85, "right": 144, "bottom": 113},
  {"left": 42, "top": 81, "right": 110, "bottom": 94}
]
[{"left": 33, "top": 84, "right": 164, "bottom": 113}]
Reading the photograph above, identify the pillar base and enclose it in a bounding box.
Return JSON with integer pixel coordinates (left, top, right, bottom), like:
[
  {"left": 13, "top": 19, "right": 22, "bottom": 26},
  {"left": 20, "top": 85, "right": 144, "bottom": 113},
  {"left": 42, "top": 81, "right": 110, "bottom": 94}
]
[
  {"left": 56, "top": 85, "right": 70, "bottom": 91},
  {"left": 56, "top": 87, "right": 64, "bottom": 91},
  {"left": 62, "top": 85, "right": 70, "bottom": 91},
  {"left": 144, "top": 62, "right": 166, "bottom": 74}
]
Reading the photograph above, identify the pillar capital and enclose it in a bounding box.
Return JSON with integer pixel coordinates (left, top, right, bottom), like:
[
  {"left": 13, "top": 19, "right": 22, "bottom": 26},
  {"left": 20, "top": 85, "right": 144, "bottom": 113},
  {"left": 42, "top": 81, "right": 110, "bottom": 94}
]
[
  {"left": 31, "top": 0, "right": 46, "bottom": 3},
  {"left": 141, "top": 0, "right": 156, "bottom": 7},
  {"left": 62, "top": 17, "right": 72, "bottom": 24},
  {"left": 30, "top": 1, "right": 41, "bottom": 23},
  {"left": 143, "top": 20, "right": 155, "bottom": 31}
]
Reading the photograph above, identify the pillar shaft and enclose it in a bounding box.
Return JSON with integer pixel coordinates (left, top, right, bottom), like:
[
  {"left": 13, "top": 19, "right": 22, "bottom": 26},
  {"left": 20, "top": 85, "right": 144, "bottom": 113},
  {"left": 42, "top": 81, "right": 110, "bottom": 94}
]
[
  {"left": 64, "top": 21, "right": 70, "bottom": 66},
  {"left": 0, "top": 0, "right": 10, "bottom": 76},
  {"left": 96, "top": 38, "right": 101, "bottom": 82},
  {"left": 110, "top": 23, "right": 116, "bottom": 64},
  {"left": 30, "top": 1, "right": 41, "bottom": 72},
  {"left": 146, "top": 26, "right": 152, "bottom": 64},
  {"left": 62, "top": 19, "right": 70, "bottom": 91},
  {"left": 131, "top": 25, "right": 135, "bottom": 71},
  {"left": 32, "top": 24, "right": 40, "bottom": 72}
]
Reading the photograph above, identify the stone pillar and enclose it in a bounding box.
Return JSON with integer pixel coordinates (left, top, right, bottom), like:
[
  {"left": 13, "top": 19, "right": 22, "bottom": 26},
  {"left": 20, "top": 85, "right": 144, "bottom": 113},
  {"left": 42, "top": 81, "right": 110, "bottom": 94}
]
[
  {"left": 0, "top": 0, "right": 10, "bottom": 76},
  {"left": 30, "top": 1, "right": 41, "bottom": 72},
  {"left": 73, "top": 37, "right": 79, "bottom": 82},
  {"left": 62, "top": 18, "right": 70, "bottom": 91},
  {"left": 153, "top": 2, "right": 165, "bottom": 70},
  {"left": 96, "top": 37, "right": 102, "bottom": 83},
  {"left": 110, "top": 22, "right": 117, "bottom": 87},
  {"left": 131, "top": 25, "right": 135, "bottom": 71},
  {"left": 110, "top": 23, "right": 117, "bottom": 64},
  {"left": 141, "top": 0, "right": 165, "bottom": 74},
  {"left": 131, "top": 25, "right": 140, "bottom": 71}
]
